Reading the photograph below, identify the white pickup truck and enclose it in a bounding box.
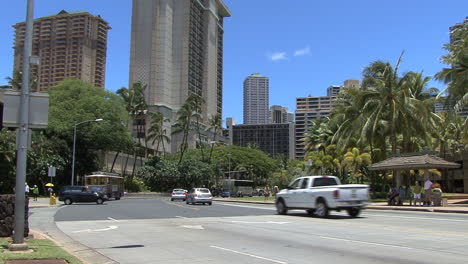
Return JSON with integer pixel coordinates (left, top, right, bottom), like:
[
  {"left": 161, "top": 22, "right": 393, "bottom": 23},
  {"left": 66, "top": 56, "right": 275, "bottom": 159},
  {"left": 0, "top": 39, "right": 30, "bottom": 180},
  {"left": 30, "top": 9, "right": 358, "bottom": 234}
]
[{"left": 275, "top": 176, "right": 369, "bottom": 218}]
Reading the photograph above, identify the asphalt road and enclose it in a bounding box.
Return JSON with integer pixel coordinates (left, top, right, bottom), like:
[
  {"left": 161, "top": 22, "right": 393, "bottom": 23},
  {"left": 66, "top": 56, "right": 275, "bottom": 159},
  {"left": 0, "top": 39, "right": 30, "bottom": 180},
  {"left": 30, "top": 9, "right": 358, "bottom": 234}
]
[{"left": 47, "top": 198, "right": 468, "bottom": 264}]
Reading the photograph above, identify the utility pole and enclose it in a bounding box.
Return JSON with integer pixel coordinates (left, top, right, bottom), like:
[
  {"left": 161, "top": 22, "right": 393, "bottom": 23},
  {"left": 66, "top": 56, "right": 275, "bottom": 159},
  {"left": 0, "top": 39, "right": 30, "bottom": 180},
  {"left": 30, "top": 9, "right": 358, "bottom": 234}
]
[{"left": 10, "top": 0, "right": 34, "bottom": 251}]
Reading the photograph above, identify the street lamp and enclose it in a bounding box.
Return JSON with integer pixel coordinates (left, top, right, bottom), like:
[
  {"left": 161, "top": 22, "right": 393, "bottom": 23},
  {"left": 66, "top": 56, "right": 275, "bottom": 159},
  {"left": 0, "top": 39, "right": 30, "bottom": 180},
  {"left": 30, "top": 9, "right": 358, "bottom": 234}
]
[{"left": 71, "top": 118, "right": 103, "bottom": 186}]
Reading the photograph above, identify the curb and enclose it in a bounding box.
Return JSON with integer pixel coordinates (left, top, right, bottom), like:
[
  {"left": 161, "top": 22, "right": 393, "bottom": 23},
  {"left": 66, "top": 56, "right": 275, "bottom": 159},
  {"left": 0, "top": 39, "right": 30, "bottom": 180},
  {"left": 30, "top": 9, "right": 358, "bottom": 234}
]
[{"left": 214, "top": 199, "right": 468, "bottom": 214}]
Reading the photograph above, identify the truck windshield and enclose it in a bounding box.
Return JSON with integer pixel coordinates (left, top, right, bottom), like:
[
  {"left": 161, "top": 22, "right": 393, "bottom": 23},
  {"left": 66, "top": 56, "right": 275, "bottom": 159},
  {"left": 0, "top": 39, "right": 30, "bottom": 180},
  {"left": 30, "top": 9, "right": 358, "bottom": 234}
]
[{"left": 313, "top": 178, "right": 338, "bottom": 187}]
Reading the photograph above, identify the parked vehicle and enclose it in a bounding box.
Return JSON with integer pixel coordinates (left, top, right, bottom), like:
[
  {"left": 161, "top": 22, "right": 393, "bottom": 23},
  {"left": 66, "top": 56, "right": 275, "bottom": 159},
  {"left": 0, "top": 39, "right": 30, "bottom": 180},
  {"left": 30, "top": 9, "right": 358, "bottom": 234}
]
[
  {"left": 58, "top": 186, "right": 107, "bottom": 205},
  {"left": 221, "top": 191, "right": 231, "bottom": 198},
  {"left": 171, "top": 189, "right": 188, "bottom": 201},
  {"left": 186, "top": 188, "right": 213, "bottom": 205},
  {"left": 275, "top": 176, "right": 369, "bottom": 218}
]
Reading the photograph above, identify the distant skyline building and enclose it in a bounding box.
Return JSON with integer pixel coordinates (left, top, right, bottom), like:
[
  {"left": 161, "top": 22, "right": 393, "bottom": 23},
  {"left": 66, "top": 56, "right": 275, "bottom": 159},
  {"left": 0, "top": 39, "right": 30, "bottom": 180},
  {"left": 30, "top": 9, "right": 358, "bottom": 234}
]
[
  {"left": 269, "top": 105, "right": 293, "bottom": 124},
  {"left": 243, "top": 73, "right": 269, "bottom": 124},
  {"left": 232, "top": 123, "right": 295, "bottom": 159},
  {"left": 13, "top": 10, "right": 111, "bottom": 91},
  {"left": 295, "top": 95, "right": 336, "bottom": 159},
  {"left": 343, "top": 79, "right": 360, "bottom": 88},
  {"left": 129, "top": 0, "right": 231, "bottom": 153},
  {"left": 326, "top": 85, "right": 341, "bottom": 97}
]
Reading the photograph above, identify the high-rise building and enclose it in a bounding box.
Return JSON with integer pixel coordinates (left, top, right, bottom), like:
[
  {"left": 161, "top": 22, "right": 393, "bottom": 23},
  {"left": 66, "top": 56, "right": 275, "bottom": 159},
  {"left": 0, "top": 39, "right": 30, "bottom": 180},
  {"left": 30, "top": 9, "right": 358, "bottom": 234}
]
[
  {"left": 129, "top": 0, "right": 231, "bottom": 153},
  {"left": 232, "top": 123, "right": 295, "bottom": 159},
  {"left": 326, "top": 85, "right": 341, "bottom": 97},
  {"left": 295, "top": 95, "right": 336, "bottom": 159},
  {"left": 269, "top": 105, "right": 293, "bottom": 124},
  {"left": 13, "top": 10, "right": 110, "bottom": 91},
  {"left": 343, "top": 79, "right": 360, "bottom": 88},
  {"left": 243, "top": 73, "right": 269, "bottom": 124}
]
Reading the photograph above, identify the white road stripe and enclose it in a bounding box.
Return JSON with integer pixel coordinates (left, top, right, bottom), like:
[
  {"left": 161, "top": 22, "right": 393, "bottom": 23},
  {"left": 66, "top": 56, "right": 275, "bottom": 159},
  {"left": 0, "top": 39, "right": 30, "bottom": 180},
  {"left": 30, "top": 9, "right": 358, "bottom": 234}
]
[
  {"left": 210, "top": 246, "right": 288, "bottom": 264},
  {"left": 219, "top": 203, "right": 276, "bottom": 210},
  {"left": 107, "top": 217, "right": 120, "bottom": 222},
  {"left": 365, "top": 213, "right": 468, "bottom": 222},
  {"left": 175, "top": 216, "right": 187, "bottom": 219},
  {"left": 319, "top": 236, "right": 413, "bottom": 250}
]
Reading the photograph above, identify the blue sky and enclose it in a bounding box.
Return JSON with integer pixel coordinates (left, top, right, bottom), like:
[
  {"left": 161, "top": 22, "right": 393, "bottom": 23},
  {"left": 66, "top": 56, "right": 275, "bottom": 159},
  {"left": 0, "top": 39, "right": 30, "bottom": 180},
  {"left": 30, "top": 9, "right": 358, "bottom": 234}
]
[{"left": 2, "top": 0, "right": 467, "bottom": 125}]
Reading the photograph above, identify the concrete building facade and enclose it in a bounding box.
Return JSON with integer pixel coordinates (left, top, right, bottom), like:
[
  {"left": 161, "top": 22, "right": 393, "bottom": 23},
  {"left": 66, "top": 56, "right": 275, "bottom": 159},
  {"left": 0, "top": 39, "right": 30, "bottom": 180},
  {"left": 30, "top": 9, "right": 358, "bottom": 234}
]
[
  {"left": 13, "top": 10, "right": 110, "bottom": 91},
  {"left": 269, "top": 105, "right": 293, "bottom": 124},
  {"left": 232, "top": 123, "right": 295, "bottom": 159},
  {"left": 243, "top": 73, "right": 269, "bottom": 124},
  {"left": 295, "top": 95, "right": 336, "bottom": 159},
  {"left": 129, "top": 0, "right": 231, "bottom": 153}
]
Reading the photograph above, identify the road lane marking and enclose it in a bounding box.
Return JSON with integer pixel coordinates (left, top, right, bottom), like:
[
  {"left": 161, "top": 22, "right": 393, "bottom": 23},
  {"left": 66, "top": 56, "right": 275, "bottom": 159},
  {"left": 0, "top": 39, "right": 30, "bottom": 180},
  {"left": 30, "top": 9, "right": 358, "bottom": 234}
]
[
  {"left": 230, "top": 220, "right": 291, "bottom": 225},
  {"left": 72, "top": 225, "right": 118, "bottom": 233},
  {"left": 319, "top": 236, "right": 414, "bottom": 250},
  {"left": 107, "top": 217, "right": 120, "bottom": 222},
  {"left": 175, "top": 216, "right": 187, "bottom": 219},
  {"left": 365, "top": 213, "right": 468, "bottom": 223},
  {"left": 164, "top": 201, "right": 200, "bottom": 211},
  {"left": 219, "top": 203, "right": 276, "bottom": 210},
  {"left": 210, "top": 246, "right": 288, "bottom": 264},
  {"left": 180, "top": 225, "right": 204, "bottom": 230}
]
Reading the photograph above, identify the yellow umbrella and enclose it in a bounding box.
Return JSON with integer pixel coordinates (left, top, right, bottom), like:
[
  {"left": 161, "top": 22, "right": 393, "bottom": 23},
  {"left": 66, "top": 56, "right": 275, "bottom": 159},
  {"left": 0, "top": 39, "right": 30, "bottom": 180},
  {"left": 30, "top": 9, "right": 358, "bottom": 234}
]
[{"left": 45, "top": 183, "right": 54, "bottom": 187}]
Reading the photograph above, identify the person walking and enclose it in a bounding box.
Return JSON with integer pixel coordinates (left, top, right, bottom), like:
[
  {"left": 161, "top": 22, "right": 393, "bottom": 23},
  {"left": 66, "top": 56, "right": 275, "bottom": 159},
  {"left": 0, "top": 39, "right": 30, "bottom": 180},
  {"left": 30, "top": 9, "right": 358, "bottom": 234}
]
[
  {"left": 25, "top": 182, "right": 30, "bottom": 199},
  {"left": 31, "top": 185, "right": 39, "bottom": 201},
  {"left": 412, "top": 181, "right": 423, "bottom": 206}
]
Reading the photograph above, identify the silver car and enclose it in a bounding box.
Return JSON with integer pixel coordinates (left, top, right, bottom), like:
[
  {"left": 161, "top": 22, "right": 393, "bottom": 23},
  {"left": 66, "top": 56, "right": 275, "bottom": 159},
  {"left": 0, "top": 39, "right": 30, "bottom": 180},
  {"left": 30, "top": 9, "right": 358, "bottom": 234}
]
[
  {"left": 186, "top": 188, "right": 213, "bottom": 205},
  {"left": 171, "top": 189, "right": 188, "bottom": 201}
]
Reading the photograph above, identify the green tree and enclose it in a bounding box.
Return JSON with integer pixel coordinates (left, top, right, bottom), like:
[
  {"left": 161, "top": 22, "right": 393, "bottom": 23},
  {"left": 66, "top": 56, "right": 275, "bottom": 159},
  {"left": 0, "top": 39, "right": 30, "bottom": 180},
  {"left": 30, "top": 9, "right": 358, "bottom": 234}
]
[
  {"left": 342, "top": 147, "right": 372, "bottom": 183},
  {"left": 186, "top": 93, "right": 205, "bottom": 160},
  {"left": 146, "top": 112, "right": 170, "bottom": 156},
  {"left": 0, "top": 129, "right": 16, "bottom": 194},
  {"left": 207, "top": 113, "right": 222, "bottom": 162},
  {"left": 48, "top": 79, "right": 133, "bottom": 182},
  {"left": 5, "top": 70, "right": 37, "bottom": 91}
]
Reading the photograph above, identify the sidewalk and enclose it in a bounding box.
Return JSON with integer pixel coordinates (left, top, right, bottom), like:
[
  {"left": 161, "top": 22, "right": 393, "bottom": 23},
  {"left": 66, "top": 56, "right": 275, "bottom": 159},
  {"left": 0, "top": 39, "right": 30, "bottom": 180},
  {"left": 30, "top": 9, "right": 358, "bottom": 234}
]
[
  {"left": 213, "top": 198, "right": 468, "bottom": 214},
  {"left": 29, "top": 197, "right": 60, "bottom": 208}
]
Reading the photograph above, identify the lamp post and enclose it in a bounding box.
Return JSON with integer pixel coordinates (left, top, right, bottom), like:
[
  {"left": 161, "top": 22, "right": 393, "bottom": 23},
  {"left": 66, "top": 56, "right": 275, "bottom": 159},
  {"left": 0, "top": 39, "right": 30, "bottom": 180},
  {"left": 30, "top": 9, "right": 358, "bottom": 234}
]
[{"left": 71, "top": 118, "right": 103, "bottom": 186}]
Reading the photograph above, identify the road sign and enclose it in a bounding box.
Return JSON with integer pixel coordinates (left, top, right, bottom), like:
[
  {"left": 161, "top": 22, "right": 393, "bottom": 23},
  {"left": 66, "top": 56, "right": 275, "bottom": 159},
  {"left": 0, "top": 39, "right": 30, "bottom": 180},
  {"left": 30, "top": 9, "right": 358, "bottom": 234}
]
[{"left": 48, "top": 167, "right": 56, "bottom": 177}]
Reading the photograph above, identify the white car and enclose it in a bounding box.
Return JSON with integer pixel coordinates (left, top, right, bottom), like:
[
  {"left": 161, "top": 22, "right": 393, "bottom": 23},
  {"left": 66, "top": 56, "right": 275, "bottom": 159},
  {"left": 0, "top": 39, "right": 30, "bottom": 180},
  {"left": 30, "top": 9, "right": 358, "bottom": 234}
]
[
  {"left": 275, "top": 176, "right": 369, "bottom": 218},
  {"left": 186, "top": 188, "right": 213, "bottom": 205},
  {"left": 171, "top": 189, "right": 188, "bottom": 201}
]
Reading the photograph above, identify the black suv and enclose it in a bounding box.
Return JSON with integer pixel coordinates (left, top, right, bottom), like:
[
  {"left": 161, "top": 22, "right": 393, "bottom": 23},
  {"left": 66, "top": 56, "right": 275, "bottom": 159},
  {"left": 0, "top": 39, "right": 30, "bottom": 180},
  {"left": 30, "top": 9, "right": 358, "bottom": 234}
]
[{"left": 58, "top": 186, "right": 107, "bottom": 205}]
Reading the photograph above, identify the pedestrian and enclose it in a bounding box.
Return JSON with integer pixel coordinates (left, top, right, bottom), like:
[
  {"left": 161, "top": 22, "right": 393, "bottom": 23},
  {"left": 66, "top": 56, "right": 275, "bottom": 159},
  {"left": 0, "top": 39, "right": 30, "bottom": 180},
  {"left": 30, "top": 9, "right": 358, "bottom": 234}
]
[
  {"left": 424, "top": 178, "right": 433, "bottom": 206},
  {"left": 273, "top": 186, "right": 279, "bottom": 199},
  {"left": 25, "top": 182, "right": 30, "bottom": 199},
  {"left": 264, "top": 186, "right": 270, "bottom": 201},
  {"left": 412, "top": 181, "right": 423, "bottom": 206},
  {"left": 47, "top": 186, "right": 54, "bottom": 197},
  {"left": 387, "top": 185, "right": 399, "bottom": 205},
  {"left": 405, "top": 185, "right": 413, "bottom": 206},
  {"left": 31, "top": 185, "right": 39, "bottom": 201},
  {"left": 397, "top": 186, "right": 406, "bottom": 206}
]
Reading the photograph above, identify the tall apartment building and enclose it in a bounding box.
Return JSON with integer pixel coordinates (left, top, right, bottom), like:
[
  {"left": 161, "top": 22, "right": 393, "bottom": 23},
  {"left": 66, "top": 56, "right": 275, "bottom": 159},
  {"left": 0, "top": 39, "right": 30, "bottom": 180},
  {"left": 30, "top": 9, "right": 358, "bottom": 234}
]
[
  {"left": 269, "top": 105, "right": 293, "bottom": 124},
  {"left": 295, "top": 95, "right": 336, "bottom": 159},
  {"left": 343, "top": 79, "right": 360, "bottom": 88},
  {"left": 232, "top": 123, "right": 295, "bottom": 159},
  {"left": 129, "top": 0, "right": 231, "bottom": 153},
  {"left": 326, "top": 85, "right": 341, "bottom": 97},
  {"left": 13, "top": 10, "right": 110, "bottom": 91},
  {"left": 243, "top": 73, "right": 269, "bottom": 124}
]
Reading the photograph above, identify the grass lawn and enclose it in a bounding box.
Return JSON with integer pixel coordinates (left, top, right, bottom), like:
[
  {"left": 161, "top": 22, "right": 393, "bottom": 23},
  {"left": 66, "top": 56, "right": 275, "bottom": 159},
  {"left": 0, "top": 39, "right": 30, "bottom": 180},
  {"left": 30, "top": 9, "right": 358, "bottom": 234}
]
[{"left": 0, "top": 237, "right": 82, "bottom": 264}]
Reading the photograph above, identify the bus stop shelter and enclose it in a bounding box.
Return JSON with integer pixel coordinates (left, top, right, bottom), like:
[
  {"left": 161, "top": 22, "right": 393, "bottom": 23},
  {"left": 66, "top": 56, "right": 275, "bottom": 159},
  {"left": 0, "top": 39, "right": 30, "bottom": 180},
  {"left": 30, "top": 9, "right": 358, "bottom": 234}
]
[{"left": 368, "top": 154, "right": 461, "bottom": 188}]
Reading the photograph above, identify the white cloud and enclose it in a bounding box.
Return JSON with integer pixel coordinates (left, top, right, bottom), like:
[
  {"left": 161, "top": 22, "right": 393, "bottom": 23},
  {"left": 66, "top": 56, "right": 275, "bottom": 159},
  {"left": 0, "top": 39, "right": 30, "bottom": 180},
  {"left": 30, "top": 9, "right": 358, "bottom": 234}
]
[
  {"left": 270, "top": 52, "right": 287, "bottom": 61},
  {"left": 294, "top": 46, "right": 311, "bottom": 57}
]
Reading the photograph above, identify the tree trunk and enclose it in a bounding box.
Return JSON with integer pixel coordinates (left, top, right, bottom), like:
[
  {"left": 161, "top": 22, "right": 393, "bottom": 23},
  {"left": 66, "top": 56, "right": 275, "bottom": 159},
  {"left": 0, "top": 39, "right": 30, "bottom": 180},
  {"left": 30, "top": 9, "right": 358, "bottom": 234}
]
[{"left": 110, "top": 151, "right": 120, "bottom": 173}]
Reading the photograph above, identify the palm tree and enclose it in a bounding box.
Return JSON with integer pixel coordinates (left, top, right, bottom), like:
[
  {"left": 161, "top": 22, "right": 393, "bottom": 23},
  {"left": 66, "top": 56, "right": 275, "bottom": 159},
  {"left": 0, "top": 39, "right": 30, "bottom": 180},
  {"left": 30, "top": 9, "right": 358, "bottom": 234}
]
[
  {"left": 186, "top": 93, "right": 205, "bottom": 160},
  {"left": 342, "top": 147, "right": 372, "bottom": 184},
  {"left": 302, "top": 118, "right": 333, "bottom": 155},
  {"left": 116, "top": 81, "right": 147, "bottom": 175},
  {"left": 146, "top": 112, "right": 170, "bottom": 155},
  {"left": 172, "top": 102, "right": 193, "bottom": 165},
  {"left": 207, "top": 113, "right": 222, "bottom": 162},
  {"left": 5, "top": 70, "right": 38, "bottom": 91},
  {"left": 435, "top": 22, "right": 468, "bottom": 113}
]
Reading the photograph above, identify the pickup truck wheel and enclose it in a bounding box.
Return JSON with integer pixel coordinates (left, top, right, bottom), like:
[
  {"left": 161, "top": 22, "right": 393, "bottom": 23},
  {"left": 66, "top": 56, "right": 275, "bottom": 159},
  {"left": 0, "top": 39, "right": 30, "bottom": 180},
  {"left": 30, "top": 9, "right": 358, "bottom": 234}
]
[
  {"left": 96, "top": 198, "right": 104, "bottom": 205},
  {"left": 64, "top": 198, "right": 72, "bottom": 205},
  {"left": 347, "top": 208, "right": 361, "bottom": 218},
  {"left": 306, "top": 209, "right": 315, "bottom": 215},
  {"left": 276, "top": 200, "right": 288, "bottom": 215},
  {"left": 316, "top": 201, "right": 329, "bottom": 218}
]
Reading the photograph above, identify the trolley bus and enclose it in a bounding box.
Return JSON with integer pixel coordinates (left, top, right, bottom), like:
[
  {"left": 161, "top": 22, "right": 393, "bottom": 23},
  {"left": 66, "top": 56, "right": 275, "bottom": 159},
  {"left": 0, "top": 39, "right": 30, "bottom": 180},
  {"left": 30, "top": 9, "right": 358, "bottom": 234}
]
[
  {"left": 222, "top": 179, "right": 254, "bottom": 197},
  {"left": 85, "top": 172, "right": 124, "bottom": 200}
]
